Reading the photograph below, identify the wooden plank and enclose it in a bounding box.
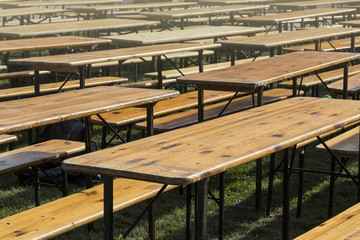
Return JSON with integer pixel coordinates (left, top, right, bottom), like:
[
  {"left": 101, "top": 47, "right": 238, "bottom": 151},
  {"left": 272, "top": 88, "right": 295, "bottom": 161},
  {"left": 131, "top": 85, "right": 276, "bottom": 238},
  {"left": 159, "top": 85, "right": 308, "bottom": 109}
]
[
  {"left": 240, "top": 8, "right": 356, "bottom": 25},
  {"left": 103, "top": 26, "right": 265, "bottom": 47},
  {"left": 8, "top": 43, "right": 220, "bottom": 69},
  {"left": 218, "top": 27, "right": 360, "bottom": 51},
  {"left": 0, "top": 76, "right": 128, "bottom": 99},
  {"left": 0, "top": 86, "right": 179, "bottom": 134},
  {"left": 295, "top": 201, "right": 360, "bottom": 240},
  {"left": 0, "top": 178, "right": 176, "bottom": 240},
  {"left": 135, "top": 88, "right": 295, "bottom": 132},
  {"left": 91, "top": 90, "right": 237, "bottom": 126},
  {"left": 0, "top": 36, "right": 111, "bottom": 53},
  {"left": 63, "top": 97, "right": 360, "bottom": 185},
  {"left": 177, "top": 51, "right": 359, "bottom": 91},
  {"left": 328, "top": 72, "right": 360, "bottom": 94},
  {"left": 0, "top": 19, "right": 159, "bottom": 38},
  {"left": 0, "top": 140, "right": 85, "bottom": 174},
  {"left": 0, "top": 134, "right": 17, "bottom": 145},
  {"left": 0, "top": 0, "right": 123, "bottom": 8},
  {"left": 315, "top": 127, "right": 358, "bottom": 158}
]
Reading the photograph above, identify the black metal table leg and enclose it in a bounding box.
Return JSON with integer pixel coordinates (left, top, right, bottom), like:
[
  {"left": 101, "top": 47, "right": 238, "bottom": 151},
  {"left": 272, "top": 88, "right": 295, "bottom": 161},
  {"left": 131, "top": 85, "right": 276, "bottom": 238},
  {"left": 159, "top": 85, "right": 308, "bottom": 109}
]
[
  {"left": 282, "top": 148, "right": 290, "bottom": 240},
  {"left": 104, "top": 176, "right": 114, "bottom": 240},
  {"left": 219, "top": 173, "right": 225, "bottom": 240},
  {"left": 147, "top": 103, "right": 155, "bottom": 137},
  {"left": 157, "top": 55, "right": 163, "bottom": 89},
  {"left": 256, "top": 158, "right": 262, "bottom": 210},
  {"left": 34, "top": 70, "right": 40, "bottom": 96},
  {"left": 198, "top": 50, "right": 204, "bottom": 73},
  {"left": 195, "top": 179, "right": 208, "bottom": 240},
  {"left": 186, "top": 185, "right": 192, "bottom": 240},
  {"left": 198, "top": 89, "right": 204, "bottom": 123},
  {"left": 343, "top": 63, "right": 348, "bottom": 99},
  {"left": 266, "top": 153, "right": 275, "bottom": 216}
]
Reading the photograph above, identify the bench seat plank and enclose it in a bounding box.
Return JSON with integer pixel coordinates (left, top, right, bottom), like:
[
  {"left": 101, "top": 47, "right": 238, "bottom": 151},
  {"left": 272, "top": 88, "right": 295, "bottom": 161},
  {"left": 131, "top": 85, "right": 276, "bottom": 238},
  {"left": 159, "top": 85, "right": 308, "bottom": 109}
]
[
  {"left": 0, "top": 178, "right": 177, "bottom": 240},
  {"left": 91, "top": 90, "right": 237, "bottom": 127},
  {"left": 283, "top": 37, "right": 360, "bottom": 52},
  {"left": 0, "top": 76, "right": 127, "bottom": 99},
  {"left": 295, "top": 201, "right": 360, "bottom": 240},
  {"left": 328, "top": 73, "right": 360, "bottom": 94},
  {"left": 144, "top": 56, "right": 269, "bottom": 79},
  {"left": 278, "top": 64, "right": 360, "bottom": 89},
  {"left": 135, "top": 88, "right": 296, "bottom": 132},
  {"left": 0, "top": 134, "right": 17, "bottom": 145},
  {"left": 0, "top": 70, "right": 50, "bottom": 80},
  {"left": 0, "top": 139, "right": 85, "bottom": 175},
  {"left": 316, "top": 127, "right": 358, "bottom": 158}
]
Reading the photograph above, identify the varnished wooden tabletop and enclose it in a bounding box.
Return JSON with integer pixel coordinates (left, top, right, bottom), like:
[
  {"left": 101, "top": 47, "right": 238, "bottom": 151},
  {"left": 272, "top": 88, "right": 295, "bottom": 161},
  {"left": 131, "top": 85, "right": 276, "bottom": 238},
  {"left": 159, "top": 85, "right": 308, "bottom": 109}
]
[
  {"left": 0, "top": 0, "right": 122, "bottom": 8},
  {"left": 103, "top": 26, "right": 264, "bottom": 47},
  {"left": 272, "top": 0, "right": 360, "bottom": 10},
  {"left": 63, "top": 97, "right": 360, "bottom": 185},
  {"left": 0, "top": 7, "right": 63, "bottom": 18},
  {"left": 218, "top": 27, "right": 360, "bottom": 51},
  {"left": 0, "top": 86, "right": 179, "bottom": 135},
  {"left": 240, "top": 8, "right": 356, "bottom": 24},
  {"left": 177, "top": 51, "right": 359, "bottom": 91},
  {"left": 68, "top": 2, "right": 197, "bottom": 13},
  {"left": 0, "top": 36, "right": 111, "bottom": 53},
  {"left": 8, "top": 43, "right": 220, "bottom": 71},
  {"left": 0, "top": 18, "right": 159, "bottom": 38},
  {"left": 141, "top": 4, "right": 269, "bottom": 19}
]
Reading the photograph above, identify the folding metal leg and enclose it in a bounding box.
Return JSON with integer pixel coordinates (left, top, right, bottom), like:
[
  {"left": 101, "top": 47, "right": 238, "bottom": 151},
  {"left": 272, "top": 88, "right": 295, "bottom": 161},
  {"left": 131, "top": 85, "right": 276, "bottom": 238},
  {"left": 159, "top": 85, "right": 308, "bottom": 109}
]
[
  {"left": 31, "top": 166, "right": 40, "bottom": 206},
  {"left": 148, "top": 202, "right": 155, "bottom": 240},
  {"left": 328, "top": 156, "right": 336, "bottom": 218},
  {"left": 282, "top": 148, "right": 290, "bottom": 240},
  {"left": 62, "top": 168, "right": 68, "bottom": 197},
  {"left": 296, "top": 150, "right": 305, "bottom": 218},
  {"left": 256, "top": 158, "right": 262, "bottom": 210},
  {"left": 195, "top": 179, "right": 208, "bottom": 240},
  {"left": 219, "top": 173, "right": 225, "bottom": 240},
  {"left": 266, "top": 153, "right": 276, "bottom": 216},
  {"left": 103, "top": 176, "right": 114, "bottom": 240},
  {"left": 186, "top": 185, "right": 192, "bottom": 240}
]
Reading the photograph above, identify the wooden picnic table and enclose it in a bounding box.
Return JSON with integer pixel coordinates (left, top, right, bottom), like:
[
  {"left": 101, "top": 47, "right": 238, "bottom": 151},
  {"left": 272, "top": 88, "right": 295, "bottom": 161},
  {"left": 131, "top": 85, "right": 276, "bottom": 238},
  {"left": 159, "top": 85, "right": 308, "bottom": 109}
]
[
  {"left": 8, "top": 42, "right": 220, "bottom": 91},
  {"left": 272, "top": 0, "right": 360, "bottom": 11},
  {"left": 0, "top": 7, "right": 64, "bottom": 26},
  {"left": 68, "top": 2, "right": 197, "bottom": 19},
  {"left": 340, "top": 18, "right": 360, "bottom": 27},
  {"left": 218, "top": 27, "right": 360, "bottom": 60},
  {"left": 103, "top": 25, "right": 264, "bottom": 47},
  {"left": 240, "top": 8, "right": 357, "bottom": 32},
  {"left": 141, "top": 4, "right": 269, "bottom": 29},
  {"left": 0, "top": 86, "right": 179, "bottom": 151},
  {"left": 0, "top": 0, "right": 122, "bottom": 9},
  {"left": 198, "top": 0, "right": 284, "bottom": 6},
  {"left": 0, "top": 36, "right": 111, "bottom": 63},
  {"left": 62, "top": 96, "right": 360, "bottom": 240},
  {"left": 177, "top": 51, "right": 359, "bottom": 122},
  {"left": 0, "top": 18, "right": 159, "bottom": 39}
]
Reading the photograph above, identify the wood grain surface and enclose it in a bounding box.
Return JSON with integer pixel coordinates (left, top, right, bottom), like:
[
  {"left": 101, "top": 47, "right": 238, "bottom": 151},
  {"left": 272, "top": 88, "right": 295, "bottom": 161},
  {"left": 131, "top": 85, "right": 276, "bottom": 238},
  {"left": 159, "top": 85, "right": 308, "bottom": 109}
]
[
  {"left": 177, "top": 51, "right": 359, "bottom": 90},
  {"left": 218, "top": 27, "right": 360, "bottom": 50},
  {"left": 63, "top": 97, "right": 360, "bottom": 185},
  {"left": 0, "top": 36, "right": 110, "bottom": 53},
  {"left": 240, "top": 8, "right": 356, "bottom": 24},
  {"left": 104, "top": 26, "right": 264, "bottom": 46},
  {"left": 8, "top": 43, "right": 220, "bottom": 69},
  {"left": 0, "top": 134, "right": 17, "bottom": 145},
  {"left": 0, "top": 7, "right": 63, "bottom": 18},
  {"left": 0, "top": 0, "right": 122, "bottom": 8},
  {"left": 0, "top": 86, "right": 179, "bottom": 134},
  {"left": 0, "top": 18, "right": 159, "bottom": 38}
]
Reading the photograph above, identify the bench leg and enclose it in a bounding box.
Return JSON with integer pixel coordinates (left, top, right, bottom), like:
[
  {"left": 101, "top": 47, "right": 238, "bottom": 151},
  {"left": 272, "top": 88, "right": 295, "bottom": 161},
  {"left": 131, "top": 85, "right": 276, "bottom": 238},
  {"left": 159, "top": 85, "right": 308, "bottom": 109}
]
[
  {"left": 296, "top": 150, "right": 305, "bottom": 218},
  {"left": 328, "top": 156, "right": 336, "bottom": 218},
  {"left": 266, "top": 153, "right": 276, "bottom": 216},
  {"left": 104, "top": 176, "right": 114, "bottom": 240},
  {"left": 31, "top": 166, "right": 40, "bottom": 206},
  {"left": 195, "top": 179, "right": 208, "bottom": 240},
  {"left": 282, "top": 148, "right": 290, "bottom": 240},
  {"left": 186, "top": 185, "right": 192, "bottom": 240},
  {"left": 256, "top": 158, "right": 262, "bottom": 210}
]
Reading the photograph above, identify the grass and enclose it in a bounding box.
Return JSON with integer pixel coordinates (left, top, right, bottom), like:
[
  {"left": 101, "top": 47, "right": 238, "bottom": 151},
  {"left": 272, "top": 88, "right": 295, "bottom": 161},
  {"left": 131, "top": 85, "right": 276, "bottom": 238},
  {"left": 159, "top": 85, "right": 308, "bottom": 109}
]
[{"left": 0, "top": 57, "right": 359, "bottom": 239}]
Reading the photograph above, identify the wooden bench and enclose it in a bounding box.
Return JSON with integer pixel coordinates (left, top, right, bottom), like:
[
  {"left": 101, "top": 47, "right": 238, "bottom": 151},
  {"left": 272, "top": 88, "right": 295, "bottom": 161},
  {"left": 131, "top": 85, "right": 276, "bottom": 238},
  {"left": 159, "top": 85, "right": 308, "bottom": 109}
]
[
  {"left": 0, "top": 76, "right": 127, "bottom": 99},
  {"left": 135, "top": 88, "right": 297, "bottom": 133},
  {"left": 283, "top": 37, "right": 360, "bottom": 52},
  {"left": 0, "top": 139, "right": 86, "bottom": 206},
  {"left": 90, "top": 90, "right": 237, "bottom": 147},
  {"left": 0, "top": 177, "right": 177, "bottom": 240},
  {"left": 121, "top": 78, "right": 176, "bottom": 88},
  {"left": 278, "top": 64, "right": 360, "bottom": 96},
  {"left": 327, "top": 73, "right": 360, "bottom": 99},
  {"left": 0, "top": 70, "right": 50, "bottom": 81},
  {"left": 144, "top": 56, "right": 269, "bottom": 79},
  {"left": 295, "top": 201, "right": 360, "bottom": 240},
  {"left": 0, "top": 134, "right": 17, "bottom": 150}
]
